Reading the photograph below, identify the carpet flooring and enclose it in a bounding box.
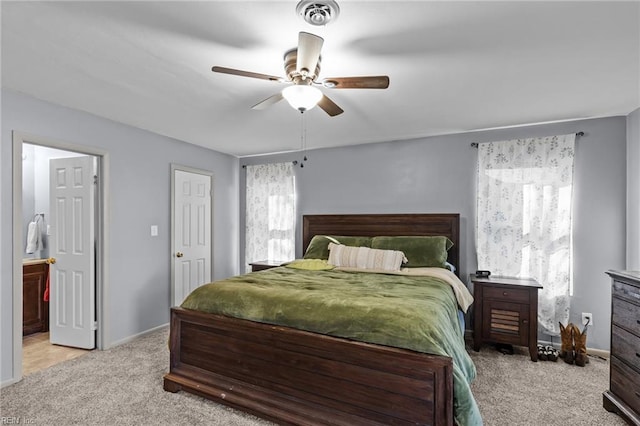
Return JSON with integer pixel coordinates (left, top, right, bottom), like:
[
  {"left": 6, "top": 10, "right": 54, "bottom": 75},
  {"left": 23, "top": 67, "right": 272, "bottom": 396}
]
[
  {"left": 0, "top": 327, "right": 627, "bottom": 425},
  {"left": 469, "top": 344, "right": 626, "bottom": 425}
]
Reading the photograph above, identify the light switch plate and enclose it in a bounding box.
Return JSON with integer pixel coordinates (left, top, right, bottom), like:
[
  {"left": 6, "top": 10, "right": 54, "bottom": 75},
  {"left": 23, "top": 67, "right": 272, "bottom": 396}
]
[{"left": 150, "top": 225, "right": 158, "bottom": 237}]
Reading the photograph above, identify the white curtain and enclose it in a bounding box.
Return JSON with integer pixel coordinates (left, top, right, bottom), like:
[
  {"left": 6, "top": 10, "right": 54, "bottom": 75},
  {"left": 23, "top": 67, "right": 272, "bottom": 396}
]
[
  {"left": 245, "top": 163, "right": 296, "bottom": 272},
  {"left": 476, "top": 134, "right": 576, "bottom": 335}
]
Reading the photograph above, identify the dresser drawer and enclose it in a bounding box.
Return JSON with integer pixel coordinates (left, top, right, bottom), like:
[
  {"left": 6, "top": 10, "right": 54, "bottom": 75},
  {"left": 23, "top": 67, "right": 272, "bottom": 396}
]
[
  {"left": 613, "top": 280, "right": 640, "bottom": 305},
  {"left": 613, "top": 296, "right": 640, "bottom": 335},
  {"left": 483, "top": 286, "right": 530, "bottom": 303},
  {"left": 611, "top": 325, "right": 640, "bottom": 372},
  {"left": 611, "top": 356, "right": 640, "bottom": 413}
]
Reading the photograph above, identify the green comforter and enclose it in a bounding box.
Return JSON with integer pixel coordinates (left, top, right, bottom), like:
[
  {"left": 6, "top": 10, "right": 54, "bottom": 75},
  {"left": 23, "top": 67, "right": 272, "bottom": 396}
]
[{"left": 181, "top": 266, "right": 482, "bottom": 426}]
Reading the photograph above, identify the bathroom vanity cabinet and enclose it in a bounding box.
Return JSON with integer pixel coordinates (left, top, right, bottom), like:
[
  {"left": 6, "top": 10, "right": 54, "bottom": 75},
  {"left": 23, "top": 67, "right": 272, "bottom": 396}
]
[{"left": 23, "top": 260, "right": 49, "bottom": 335}]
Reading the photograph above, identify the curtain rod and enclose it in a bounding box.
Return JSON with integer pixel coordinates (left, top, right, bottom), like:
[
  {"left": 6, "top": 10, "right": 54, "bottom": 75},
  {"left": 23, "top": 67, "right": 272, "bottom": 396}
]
[
  {"left": 470, "top": 132, "right": 584, "bottom": 148},
  {"left": 241, "top": 161, "right": 298, "bottom": 169}
]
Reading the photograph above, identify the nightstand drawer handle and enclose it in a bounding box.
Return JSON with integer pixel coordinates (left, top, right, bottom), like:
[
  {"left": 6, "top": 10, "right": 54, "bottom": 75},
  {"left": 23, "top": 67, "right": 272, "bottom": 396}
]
[
  {"left": 522, "top": 319, "right": 528, "bottom": 324},
  {"left": 503, "top": 291, "right": 508, "bottom": 296}
]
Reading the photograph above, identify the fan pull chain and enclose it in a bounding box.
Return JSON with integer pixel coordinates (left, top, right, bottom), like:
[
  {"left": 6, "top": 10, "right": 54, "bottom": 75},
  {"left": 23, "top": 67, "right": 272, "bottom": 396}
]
[{"left": 299, "top": 111, "right": 308, "bottom": 167}]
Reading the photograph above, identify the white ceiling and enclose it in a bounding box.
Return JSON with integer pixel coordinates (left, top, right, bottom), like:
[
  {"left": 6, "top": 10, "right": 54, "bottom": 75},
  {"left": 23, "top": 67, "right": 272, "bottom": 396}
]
[{"left": 2, "top": 1, "right": 639, "bottom": 157}]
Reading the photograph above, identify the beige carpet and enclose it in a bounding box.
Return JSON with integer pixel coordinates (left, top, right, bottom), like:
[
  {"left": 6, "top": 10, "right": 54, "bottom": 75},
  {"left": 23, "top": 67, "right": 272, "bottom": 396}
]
[
  {"left": 0, "top": 327, "right": 627, "bottom": 425},
  {"left": 469, "top": 344, "right": 626, "bottom": 425}
]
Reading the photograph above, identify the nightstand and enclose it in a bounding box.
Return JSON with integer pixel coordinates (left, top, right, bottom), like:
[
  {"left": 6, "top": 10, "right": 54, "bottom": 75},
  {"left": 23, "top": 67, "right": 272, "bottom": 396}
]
[
  {"left": 249, "top": 260, "right": 285, "bottom": 272},
  {"left": 470, "top": 274, "right": 543, "bottom": 361}
]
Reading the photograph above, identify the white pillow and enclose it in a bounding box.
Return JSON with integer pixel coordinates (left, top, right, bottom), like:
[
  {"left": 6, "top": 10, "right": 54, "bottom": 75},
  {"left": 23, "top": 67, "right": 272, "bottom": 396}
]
[{"left": 327, "top": 243, "right": 407, "bottom": 271}]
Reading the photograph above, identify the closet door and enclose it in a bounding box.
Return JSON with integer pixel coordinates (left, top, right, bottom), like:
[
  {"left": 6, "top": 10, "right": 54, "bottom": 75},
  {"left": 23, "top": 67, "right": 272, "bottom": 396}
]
[{"left": 172, "top": 168, "right": 212, "bottom": 306}]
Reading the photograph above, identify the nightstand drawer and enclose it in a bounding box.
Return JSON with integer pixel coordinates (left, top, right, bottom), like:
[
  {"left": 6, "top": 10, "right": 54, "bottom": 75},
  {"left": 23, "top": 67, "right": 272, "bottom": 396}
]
[
  {"left": 612, "top": 297, "right": 640, "bottom": 336},
  {"left": 483, "top": 286, "right": 530, "bottom": 304},
  {"left": 611, "top": 356, "right": 640, "bottom": 413},
  {"left": 612, "top": 325, "right": 640, "bottom": 371}
]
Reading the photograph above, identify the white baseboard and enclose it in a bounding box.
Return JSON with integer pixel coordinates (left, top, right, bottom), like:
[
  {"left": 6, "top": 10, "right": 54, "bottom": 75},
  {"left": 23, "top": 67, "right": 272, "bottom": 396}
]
[
  {"left": 107, "top": 323, "right": 169, "bottom": 348},
  {"left": 465, "top": 330, "right": 610, "bottom": 359},
  {"left": 586, "top": 347, "right": 610, "bottom": 359},
  {"left": 536, "top": 337, "right": 610, "bottom": 359},
  {"left": 2, "top": 323, "right": 169, "bottom": 389},
  {"left": 1, "top": 377, "right": 20, "bottom": 389}
]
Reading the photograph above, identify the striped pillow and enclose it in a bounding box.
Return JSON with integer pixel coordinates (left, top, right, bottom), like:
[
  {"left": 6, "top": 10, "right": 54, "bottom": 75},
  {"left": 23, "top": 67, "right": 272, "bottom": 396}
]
[{"left": 327, "top": 243, "right": 407, "bottom": 271}]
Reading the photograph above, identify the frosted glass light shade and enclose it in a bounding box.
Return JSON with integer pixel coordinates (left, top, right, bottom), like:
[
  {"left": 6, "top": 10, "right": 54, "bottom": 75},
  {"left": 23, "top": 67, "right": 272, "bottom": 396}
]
[{"left": 282, "top": 85, "right": 323, "bottom": 111}]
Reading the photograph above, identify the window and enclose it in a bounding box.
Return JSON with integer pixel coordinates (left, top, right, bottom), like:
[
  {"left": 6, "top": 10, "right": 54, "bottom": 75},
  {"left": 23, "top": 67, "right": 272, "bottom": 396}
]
[
  {"left": 245, "top": 163, "right": 296, "bottom": 272},
  {"left": 476, "top": 134, "right": 576, "bottom": 335}
]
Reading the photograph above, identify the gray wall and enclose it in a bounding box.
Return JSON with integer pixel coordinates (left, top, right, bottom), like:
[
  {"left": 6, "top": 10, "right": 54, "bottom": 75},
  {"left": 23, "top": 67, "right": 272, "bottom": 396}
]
[
  {"left": 1, "top": 86, "right": 631, "bottom": 386},
  {"left": 1, "top": 89, "right": 240, "bottom": 384},
  {"left": 627, "top": 107, "right": 640, "bottom": 269},
  {"left": 21, "top": 144, "right": 36, "bottom": 257},
  {"left": 240, "top": 116, "right": 628, "bottom": 351}
]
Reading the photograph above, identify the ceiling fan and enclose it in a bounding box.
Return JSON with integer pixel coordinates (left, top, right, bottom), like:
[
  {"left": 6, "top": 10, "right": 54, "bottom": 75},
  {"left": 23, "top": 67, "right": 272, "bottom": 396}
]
[{"left": 212, "top": 32, "right": 389, "bottom": 117}]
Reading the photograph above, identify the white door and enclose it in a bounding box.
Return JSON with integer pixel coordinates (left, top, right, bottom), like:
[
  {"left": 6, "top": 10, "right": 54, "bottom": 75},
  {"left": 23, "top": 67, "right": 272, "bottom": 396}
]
[
  {"left": 172, "top": 169, "right": 212, "bottom": 306},
  {"left": 49, "top": 156, "right": 96, "bottom": 349}
]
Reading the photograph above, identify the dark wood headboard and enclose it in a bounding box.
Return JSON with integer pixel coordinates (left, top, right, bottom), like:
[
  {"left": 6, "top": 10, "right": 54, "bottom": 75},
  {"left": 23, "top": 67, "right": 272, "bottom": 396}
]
[{"left": 302, "top": 213, "right": 460, "bottom": 274}]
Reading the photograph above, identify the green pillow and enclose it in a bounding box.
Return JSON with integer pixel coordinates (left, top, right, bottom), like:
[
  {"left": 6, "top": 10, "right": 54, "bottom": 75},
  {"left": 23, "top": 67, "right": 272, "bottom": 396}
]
[
  {"left": 303, "top": 235, "right": 372, "bottom": 260},
  {"left": 370, "top": 236, "right": 453, "bottom": 268},
  {"left": 285, "top": 259, "right": 335, "bottom": 271}
]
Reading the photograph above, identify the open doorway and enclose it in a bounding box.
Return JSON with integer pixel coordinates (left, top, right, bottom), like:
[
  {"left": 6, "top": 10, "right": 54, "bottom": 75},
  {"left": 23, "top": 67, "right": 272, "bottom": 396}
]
[
  {"left": 21, "top": 144, "right": 95, "bottom": 375},
  {"left": 12, "top": 132, "right": 108, "bottom": 382}
]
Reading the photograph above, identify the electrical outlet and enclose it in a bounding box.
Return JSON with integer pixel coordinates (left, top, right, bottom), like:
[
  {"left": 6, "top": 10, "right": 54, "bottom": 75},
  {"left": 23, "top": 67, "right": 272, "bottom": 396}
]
[{"left": 581, "top": 312, "right": 593, "bottom": 326}]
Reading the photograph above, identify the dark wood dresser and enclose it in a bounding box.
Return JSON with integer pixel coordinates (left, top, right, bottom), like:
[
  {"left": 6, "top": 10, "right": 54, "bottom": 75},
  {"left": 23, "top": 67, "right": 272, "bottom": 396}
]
[
  {"left": 604, "top": 270, "right": 640, "bottom": 425},
  {"left": 23, "top": 260, "right": 49, "bottom": 336},
  {"left": 470, "top": 274, "right": 542, "bottom": 362}
]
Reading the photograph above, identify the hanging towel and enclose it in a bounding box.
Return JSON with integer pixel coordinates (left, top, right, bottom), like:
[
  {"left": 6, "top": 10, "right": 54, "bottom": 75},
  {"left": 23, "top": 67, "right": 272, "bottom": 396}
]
[{"left": 25, "top": 215, "right": 44, "bottom": 254}]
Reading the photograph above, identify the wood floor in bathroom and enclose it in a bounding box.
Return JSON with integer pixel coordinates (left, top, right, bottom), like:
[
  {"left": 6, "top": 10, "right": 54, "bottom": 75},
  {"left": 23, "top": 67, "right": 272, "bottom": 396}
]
[{"left": 23, "top": 332, "right": 91, "bottom": 376}]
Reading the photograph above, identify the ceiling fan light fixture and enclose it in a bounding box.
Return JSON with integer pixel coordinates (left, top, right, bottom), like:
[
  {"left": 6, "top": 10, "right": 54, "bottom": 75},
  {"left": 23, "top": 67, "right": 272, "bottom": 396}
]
[{"left": 282, "top": 85, "right": 323, "bottom": 112}]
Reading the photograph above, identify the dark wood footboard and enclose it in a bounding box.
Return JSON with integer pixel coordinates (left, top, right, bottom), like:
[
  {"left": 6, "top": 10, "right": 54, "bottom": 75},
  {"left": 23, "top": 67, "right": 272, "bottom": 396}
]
[{"left": 164, "top": 307, "right": 454, "bottom": 426}]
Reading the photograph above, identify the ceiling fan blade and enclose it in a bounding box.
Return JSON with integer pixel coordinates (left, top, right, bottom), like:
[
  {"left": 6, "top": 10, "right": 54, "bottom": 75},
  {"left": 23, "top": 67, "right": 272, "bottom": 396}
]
[
  {"left": 296, "top": 32, "right": 324, "bottom": 79},
  {"left": 317, "top": 94, "right": 344, "bottom": 117},
  {"left": 251, "top": 92, "right": 284, "bottom": 110},
  {"left": 321, "top": 76, "right": 390, "bottom": 89},
  {"left": 212, "top": 66, "right": 284, "bottom": 82}
]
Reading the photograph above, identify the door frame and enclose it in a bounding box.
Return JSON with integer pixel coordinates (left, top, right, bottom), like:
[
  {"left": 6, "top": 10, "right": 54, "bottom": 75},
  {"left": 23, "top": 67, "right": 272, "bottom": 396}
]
[
  {"left": 170, "top": 164, "right": 214, "bottom": 307},
  {"left": 11, "top": 131, "right": 109, "bottom": 383}
]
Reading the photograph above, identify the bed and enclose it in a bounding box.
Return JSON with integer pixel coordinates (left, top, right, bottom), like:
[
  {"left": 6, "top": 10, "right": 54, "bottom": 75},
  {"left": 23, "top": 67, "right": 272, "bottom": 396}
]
[{"left": 164, "top": 213, "right": 481, "bottom": 426}]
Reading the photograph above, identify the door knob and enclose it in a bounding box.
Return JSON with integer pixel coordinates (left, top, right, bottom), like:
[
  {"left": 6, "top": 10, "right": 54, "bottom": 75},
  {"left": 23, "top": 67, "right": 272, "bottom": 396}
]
[
  {"left": 46, "top": 257, "right": 56, "bottom": 264},
  {"left": 176, "top": 252, "right": 184, "bottom": 258}
]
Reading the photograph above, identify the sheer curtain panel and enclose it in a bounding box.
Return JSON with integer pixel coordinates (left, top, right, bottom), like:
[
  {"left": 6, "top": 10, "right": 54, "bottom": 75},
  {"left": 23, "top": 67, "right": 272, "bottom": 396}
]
[
  {"left": 245, "top": 163, "right": 296, "bottom": 273},
  {"left": 476, "top": 134, "right": 576, "bottom": 335}
]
